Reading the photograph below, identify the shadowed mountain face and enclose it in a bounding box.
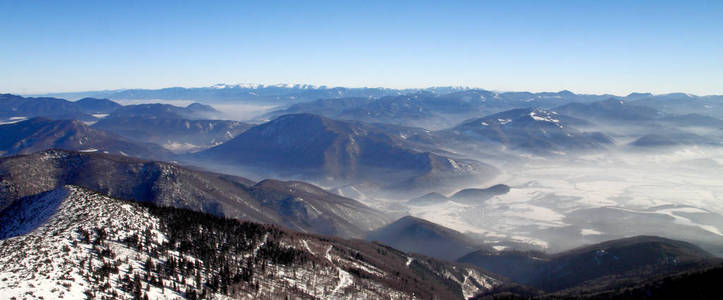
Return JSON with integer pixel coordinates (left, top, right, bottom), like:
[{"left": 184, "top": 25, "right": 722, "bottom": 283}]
[
  {"left": 196, "top": 113, "right": 498, "bottom": 192},
  {"left": 0, "top": 150, "right": 391, "bottom": 238},
  {"left": 406, "top": 184, "right": 511, "bottom": 206},
  {"left": 93, "top": 117, "right": 252, "bottom": 153},
  {"left": 450, "top": 184, "right": 511, "bottom": 204},
  {"left": 245, "top": 179, "right": 392, "bottom": 237},
  {"left": 446, "top": 108, "right": 613, "bottom": 153},
  {"left": 73, "top": 97, "right": 122, "bottom": 114},
  {"left": 458, "top": 236, "right": 720, "bottom": 292},
  {"left": 366, "top": 216, "right": 482, "bottom": 261},
  {"left": 0, "top": 118, "right": 172, "bottom": 159}
]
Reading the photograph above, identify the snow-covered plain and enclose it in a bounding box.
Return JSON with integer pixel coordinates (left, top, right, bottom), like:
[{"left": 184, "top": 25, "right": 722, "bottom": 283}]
[{"left": 405, "top": 147, "right": 723, "bottom": 253}]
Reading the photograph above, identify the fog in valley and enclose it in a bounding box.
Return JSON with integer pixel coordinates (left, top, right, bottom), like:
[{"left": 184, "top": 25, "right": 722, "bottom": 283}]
[
  {"left": 113, "top": 99, "right": 278, "bottom": 122},
  {"left": 170, "top": 94, "right": 723, "bottom": 256},
  {"left": 407, "top": 147, "right": 723, "bottom": 255},
  {"left": 2, "top": 88, "right": 722, "bottom": 291}
]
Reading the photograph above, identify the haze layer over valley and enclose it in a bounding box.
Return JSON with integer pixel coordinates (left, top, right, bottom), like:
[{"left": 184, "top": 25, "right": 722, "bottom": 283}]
[
  {"left": 408, "top": 147, "right": 723, "bottom": 254},
  {"left": 2, "top": 84, "right": 722, "bottom": 299},
  {"left": 4, "top": 86, "right": 722, "bottom": 256}
]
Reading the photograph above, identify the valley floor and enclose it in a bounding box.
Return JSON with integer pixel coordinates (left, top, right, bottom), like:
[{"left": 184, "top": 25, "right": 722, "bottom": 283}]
[{"left": 392, "top": 147, "right": 723, "bottom": 254}]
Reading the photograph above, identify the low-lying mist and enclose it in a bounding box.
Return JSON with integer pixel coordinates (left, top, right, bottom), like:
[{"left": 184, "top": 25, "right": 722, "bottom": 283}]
[
  {"left": 404, "top": 146, "right": 723, "bottom": 256},
  {"left": 113, "top": 99, "right": 277, "bottom": 122},
  {"left": 112, "top": 98, "right": 723, "bottom": 256}
]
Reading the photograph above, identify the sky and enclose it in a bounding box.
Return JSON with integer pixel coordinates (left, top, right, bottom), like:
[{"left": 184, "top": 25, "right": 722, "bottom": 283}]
[{"left": 1, "top": 0, "right": 722, "bottom": 95}]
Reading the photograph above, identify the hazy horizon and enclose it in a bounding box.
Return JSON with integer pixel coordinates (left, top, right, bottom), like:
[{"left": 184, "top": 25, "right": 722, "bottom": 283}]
[
  {"left": 13, "top": 82, "right": 723, "bottom": 99},
  {"left": 2, "top": 1, "right": 722, "bottom": 95}
]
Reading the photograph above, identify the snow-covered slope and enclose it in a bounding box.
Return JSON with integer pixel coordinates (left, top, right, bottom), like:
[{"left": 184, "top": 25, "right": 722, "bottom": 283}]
[
  {"left": 0, "top": 186, "right": 500, "bottom": 299},
  {"left": 0, "top": 186, "right": 165, "bottom": 299}
]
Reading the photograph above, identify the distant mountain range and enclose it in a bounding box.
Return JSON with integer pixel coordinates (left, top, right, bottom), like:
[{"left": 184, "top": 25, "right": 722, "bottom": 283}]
[
  {"left": 0, "top": 118, "right": 172, "bottom": 159},
  {"left": 265, "top": 90, "right": 613, "bottom": 129},
  {"left": 6, "top": 90, "right": 721, "bottom": 154},
  {"left": 93, "top": 117, "right": 252, "bottom": 153},
  {"left": 30, "top": 84, "right": 473, "bottom": 103},
  {"left": 0, "top": 94, "right": 223, "bottom": 122},
  {"left": 0, "top": 94, "right": 259, "bottom": 153},
  {"left": 92, "top": 102, "right": 253, "bottom": 153},
  {"left": 266, "top": 89, "right": 723, "bottom": 128},
  {"left": 554, "top": 98, "right": 662, "bottom": 122},
  {"left": 29, "top": 84, "right": 723, "bottom": 120},
  {"left": 0, "top": 93, "right": 119, "bottom": 122}
]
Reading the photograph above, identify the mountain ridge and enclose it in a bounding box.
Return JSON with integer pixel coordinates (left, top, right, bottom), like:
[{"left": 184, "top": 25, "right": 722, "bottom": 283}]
[
  {"left": 0, "top": 149, "right": 391, "bottom": 238},
  {"left": 0, "top": 185, "right": 500, "bottom": 299},
  {"left": 0, "top": 117, "right": 173, "bottom": 159}
]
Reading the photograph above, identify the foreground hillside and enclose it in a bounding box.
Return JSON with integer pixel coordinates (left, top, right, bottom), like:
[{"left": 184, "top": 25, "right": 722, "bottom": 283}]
[
  {"left": 0, "top": 150, "right": 391, "bottom": 238},
  {"left": 0, "top": 186, "right": 500, "bottom": 299}
]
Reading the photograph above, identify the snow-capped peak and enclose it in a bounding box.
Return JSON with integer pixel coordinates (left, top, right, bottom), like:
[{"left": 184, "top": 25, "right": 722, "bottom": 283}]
[{"left": 210, "top": 83, "right": 328, "bottom": 90}]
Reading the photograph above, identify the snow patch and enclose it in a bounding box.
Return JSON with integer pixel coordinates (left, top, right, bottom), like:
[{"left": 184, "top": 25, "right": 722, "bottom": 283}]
[
  {"left": 580, "top": 228, "right": 603, "bottom": 236},
  {"left": 530, "top": 111, "right": 559, "bottom": 123},
  {"left": 0, "top": 116, "right": 28, "bottom": 125}
]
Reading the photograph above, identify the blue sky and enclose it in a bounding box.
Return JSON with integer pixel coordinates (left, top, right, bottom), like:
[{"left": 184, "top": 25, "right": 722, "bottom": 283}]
[{"left": 1, "top": 0, "right": 721, "bottom": 95}]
